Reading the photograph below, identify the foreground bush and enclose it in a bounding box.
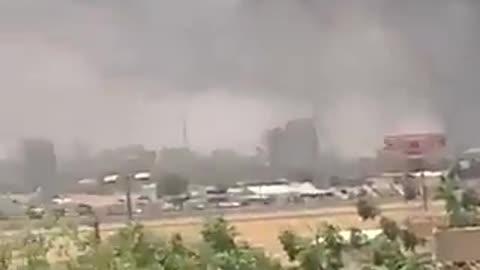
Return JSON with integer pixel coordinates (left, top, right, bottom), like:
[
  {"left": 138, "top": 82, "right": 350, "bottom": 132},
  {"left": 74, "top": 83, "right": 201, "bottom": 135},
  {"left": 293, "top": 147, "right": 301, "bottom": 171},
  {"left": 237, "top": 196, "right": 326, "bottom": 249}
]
[
  {"left": 0, "top": 215, "right": 433, "bottom": 270},
  {"left": 356, "top": 197, "right": 380, "bottom": 221}
]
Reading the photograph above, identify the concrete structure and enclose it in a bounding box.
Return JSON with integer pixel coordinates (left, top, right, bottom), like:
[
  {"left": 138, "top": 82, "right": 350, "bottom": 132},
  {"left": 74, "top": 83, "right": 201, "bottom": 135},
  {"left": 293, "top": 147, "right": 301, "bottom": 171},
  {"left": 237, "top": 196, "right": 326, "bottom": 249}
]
[{"left": 433, "top": 226, "right": 480, "bottom": 262}]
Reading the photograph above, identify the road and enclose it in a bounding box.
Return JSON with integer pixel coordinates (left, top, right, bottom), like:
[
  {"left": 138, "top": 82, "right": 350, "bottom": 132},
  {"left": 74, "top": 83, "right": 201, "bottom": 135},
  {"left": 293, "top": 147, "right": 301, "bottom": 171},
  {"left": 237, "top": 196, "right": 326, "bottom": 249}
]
[
  {"left": 96, "top": 197, "right": 388, "bottom": 224},
  {"left": 98, "top": 199, "right": 444, "bottom": 231}
]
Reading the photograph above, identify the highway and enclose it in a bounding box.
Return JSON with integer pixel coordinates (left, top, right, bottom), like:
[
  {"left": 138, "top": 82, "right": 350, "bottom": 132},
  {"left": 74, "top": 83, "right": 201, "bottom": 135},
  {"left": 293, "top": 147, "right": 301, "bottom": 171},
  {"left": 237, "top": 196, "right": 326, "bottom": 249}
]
[
  {"left": 98, "top": 199, "right": 444, "bottom": 230},
  {"left": 96, "top": 197, "right": 395, "bottom": 224}
]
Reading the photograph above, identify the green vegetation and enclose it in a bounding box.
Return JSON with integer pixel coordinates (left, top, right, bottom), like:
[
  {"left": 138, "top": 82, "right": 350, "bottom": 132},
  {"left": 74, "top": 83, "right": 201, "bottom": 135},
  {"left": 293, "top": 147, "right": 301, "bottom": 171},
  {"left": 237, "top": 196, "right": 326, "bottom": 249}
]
[
  {"left": 278, "top": 220, "right": 429, "bottom": 270},
  {"left": 0, "top": 213, "right": 432, "bottom": 270},
  {"left": 356, "top": 197, "right": 380, "bottom": 221},
  {"left": 438, "top": 174, "right": 480, "bottom": 228}
]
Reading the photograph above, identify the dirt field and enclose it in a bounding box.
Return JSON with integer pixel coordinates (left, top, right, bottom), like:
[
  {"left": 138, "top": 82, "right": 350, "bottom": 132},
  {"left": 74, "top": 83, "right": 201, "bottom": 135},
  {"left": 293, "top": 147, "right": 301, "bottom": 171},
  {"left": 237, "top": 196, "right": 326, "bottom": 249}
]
[{"left": 102, "top": 201, "right": 444, "bottom": 258}]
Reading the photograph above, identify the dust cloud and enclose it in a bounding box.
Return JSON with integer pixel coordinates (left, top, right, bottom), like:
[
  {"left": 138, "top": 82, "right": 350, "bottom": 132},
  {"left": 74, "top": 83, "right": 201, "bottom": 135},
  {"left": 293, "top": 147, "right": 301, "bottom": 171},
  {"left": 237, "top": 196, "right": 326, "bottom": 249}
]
[{"left": 0, "top": 0, "right": 479, "bottom": 158}]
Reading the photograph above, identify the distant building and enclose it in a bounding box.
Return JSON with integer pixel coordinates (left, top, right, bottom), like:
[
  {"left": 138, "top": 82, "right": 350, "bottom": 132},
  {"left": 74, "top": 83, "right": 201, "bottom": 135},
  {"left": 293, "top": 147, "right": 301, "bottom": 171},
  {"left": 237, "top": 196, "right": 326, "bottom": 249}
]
[
  {"left": 95, "top": 144, "right": 156, "bottom": 175},
  {"left": 19, "top": 138, "right": 57, "bottom": 194},
  {"left": 156, "top": 147, "right": 196, "bottom": 165},
  {"left": 265, "top": 118, "right": 319, "bottom": 179},
  {"left": 377, "top": 133, "right": 447, "bottom": 172}
]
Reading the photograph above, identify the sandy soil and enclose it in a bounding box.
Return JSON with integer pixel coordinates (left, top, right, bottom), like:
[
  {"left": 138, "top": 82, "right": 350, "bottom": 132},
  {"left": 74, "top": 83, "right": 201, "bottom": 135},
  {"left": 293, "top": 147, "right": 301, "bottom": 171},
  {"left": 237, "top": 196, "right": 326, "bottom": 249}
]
[{"left": 101, "top": 201, "right": 444, "bottom": 258}]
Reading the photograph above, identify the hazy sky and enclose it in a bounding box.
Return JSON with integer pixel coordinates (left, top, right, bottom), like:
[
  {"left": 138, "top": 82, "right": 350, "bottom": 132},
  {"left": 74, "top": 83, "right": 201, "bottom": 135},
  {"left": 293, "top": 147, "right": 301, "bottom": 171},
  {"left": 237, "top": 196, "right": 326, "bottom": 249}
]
[{"left": 0, "top": 0, "right": 479, "bottom": 158}]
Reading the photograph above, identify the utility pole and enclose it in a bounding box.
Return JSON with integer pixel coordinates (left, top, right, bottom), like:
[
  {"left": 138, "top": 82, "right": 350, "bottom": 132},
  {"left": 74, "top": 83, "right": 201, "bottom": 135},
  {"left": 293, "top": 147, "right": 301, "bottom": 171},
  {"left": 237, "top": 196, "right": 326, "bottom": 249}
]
[
  {"left": 421, "top": 172, "right": 428, "bottom": 211},
  {"left": 92, "top": 213, "right": 101, "bottom": 244},
  {"left": 120, "top": 155, "right": 151, "bottom": 223},
  {"left": 125, "top": 174, "right": 133, "bottom": 223}
]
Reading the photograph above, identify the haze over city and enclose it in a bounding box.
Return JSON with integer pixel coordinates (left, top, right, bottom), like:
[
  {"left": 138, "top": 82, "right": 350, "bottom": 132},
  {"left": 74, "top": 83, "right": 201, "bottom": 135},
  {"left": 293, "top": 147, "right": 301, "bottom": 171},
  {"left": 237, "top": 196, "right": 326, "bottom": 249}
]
[
  {"left": 1, "top": 3, "right": 480, "bottom": 266},
  {"left": 0, "top": 0, "right": 479, "bottom": 159}
]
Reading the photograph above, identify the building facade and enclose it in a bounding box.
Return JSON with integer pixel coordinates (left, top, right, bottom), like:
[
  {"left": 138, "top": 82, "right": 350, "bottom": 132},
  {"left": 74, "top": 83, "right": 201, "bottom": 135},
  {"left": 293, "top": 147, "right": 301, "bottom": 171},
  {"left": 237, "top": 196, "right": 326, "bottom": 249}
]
[
  {"left": 377, "top": 133, "right": 447, "bottom": 172},
  {"left": 265, "top": 118, "right": 319, "bottom": 179}
]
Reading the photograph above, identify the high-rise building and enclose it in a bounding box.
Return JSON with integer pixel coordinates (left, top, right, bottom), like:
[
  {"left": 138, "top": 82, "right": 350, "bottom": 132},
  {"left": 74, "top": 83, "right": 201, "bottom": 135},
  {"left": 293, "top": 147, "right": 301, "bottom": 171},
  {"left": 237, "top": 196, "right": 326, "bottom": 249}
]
[
  {"left": 265, "top": 118, "right": 319, "bottom": 178},
  {"left": 20, "top": 138, "right": 57, "bottom": 192}
]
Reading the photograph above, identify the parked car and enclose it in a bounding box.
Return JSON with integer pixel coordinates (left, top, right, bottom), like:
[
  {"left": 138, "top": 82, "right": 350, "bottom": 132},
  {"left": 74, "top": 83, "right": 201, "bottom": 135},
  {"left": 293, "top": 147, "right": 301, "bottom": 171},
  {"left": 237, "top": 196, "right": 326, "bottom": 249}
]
[
  {"left": 161, "top": 202, "right": 181, "bottom": 212},
  {"left": 76, "top": 203, "right": 93, "bottom": 216},
  {"left": 136, "top": 195, "right": 151, "bottom": 205},
  {"left": 26, "top": 206, "right": 45, "bottom": 219}
]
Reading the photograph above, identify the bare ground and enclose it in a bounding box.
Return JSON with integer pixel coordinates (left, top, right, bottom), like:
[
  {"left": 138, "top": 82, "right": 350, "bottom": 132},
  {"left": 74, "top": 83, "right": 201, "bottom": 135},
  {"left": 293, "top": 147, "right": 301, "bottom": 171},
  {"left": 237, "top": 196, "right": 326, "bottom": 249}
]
[{"left": 101, "top": 201, "right": 444, "bottom": 258}]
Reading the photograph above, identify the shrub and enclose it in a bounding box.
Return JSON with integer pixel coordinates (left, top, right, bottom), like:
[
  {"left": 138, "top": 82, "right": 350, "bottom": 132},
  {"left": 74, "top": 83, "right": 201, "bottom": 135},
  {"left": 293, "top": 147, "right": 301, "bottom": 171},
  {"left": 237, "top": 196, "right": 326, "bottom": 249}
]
[
  {"left": 356, "top": 197, "right": 380, "bottom": 221},
  {"left": 278, "top": 229, "right": 305, "bottom": 261},
  {"left": 201, "top": 217, "right": 238, "bottom": 252},
  {"left": 400, "top": 229, "right": 425, "bottom": 252},
  {"left": 379, "top": 217, "right": 400, "bottom": 241}
]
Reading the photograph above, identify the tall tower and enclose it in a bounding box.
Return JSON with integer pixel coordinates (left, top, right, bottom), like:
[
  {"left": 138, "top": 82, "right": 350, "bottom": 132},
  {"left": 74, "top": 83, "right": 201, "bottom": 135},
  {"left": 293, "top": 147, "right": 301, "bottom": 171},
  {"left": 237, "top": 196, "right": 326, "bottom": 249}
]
[
  {"left": 311, "top": 101, "right": 320, "bottom": 158},
  {"left": 182, "top": 115, "right": 189, "bottom": 149}
]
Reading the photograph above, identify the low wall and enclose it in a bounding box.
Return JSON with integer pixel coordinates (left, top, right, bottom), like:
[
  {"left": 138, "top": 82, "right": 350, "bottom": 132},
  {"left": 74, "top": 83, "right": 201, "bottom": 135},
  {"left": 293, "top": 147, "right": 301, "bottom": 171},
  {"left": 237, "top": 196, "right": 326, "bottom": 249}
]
[
  {"left": 405, "top": 214, "right": 446, "bottom": 238},
  {"left": 434, "top": 226, "right": 480, "bottom": 262}
]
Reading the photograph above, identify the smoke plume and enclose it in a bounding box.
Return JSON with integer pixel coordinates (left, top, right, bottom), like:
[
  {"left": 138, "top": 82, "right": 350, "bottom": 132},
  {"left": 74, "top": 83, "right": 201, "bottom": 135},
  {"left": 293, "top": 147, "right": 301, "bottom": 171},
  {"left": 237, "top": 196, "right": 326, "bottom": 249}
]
[{"left": 0, "top": 0, "right": 479, "bottom": 158}]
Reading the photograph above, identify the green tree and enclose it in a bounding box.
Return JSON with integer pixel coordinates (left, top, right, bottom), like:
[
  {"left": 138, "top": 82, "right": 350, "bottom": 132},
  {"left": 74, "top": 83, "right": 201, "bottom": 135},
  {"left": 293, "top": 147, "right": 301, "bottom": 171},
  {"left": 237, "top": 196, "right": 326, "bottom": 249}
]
[{"left": 356, "top": 197, "right": 380, "bottom": 221}]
